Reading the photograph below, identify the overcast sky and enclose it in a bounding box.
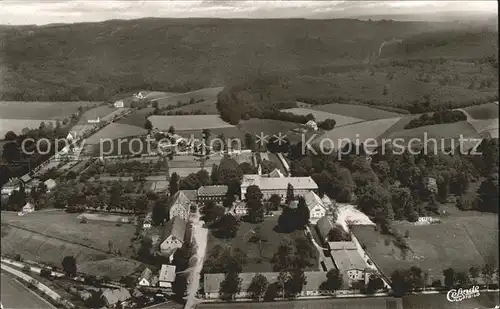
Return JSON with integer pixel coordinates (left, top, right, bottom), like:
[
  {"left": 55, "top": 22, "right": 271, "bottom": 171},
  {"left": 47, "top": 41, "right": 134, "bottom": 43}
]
[{"left": 0, "top": 1, "right": 497, "bottom": 25}]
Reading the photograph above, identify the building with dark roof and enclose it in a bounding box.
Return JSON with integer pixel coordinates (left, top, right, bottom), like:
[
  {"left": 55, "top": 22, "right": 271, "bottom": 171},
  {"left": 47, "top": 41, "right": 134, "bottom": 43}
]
[
  {"left": 197, "top": 185, "right": 228, "bottom": 203},
  {"left": 100, "top": 288, "right": 131, "bottom": 308},
  {"left": 160, "top": 217, "right": 187, "bottom": 257},
  {"left": 180, "top": 190, "right": 198, "bottom": 202}
]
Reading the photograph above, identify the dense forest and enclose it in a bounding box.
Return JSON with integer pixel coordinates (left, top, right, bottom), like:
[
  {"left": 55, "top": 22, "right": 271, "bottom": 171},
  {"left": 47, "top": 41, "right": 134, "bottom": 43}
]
[{"left": 1, "top": 18, "right": 497, "bottom": 111}]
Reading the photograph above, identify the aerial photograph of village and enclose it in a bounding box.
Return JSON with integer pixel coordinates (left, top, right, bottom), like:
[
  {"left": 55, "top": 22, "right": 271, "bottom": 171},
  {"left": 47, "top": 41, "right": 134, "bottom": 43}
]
[{"left": 0, "top": 1, "right": 498, "bottom": 309}]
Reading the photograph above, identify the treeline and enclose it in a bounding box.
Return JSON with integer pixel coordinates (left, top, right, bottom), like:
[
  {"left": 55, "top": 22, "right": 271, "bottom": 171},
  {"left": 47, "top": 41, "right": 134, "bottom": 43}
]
[
  {"left": 391, "top": 263, "right": 498, "bottom": 296},
  {"left": 0, "top": 80, "right": 207, "bottom": 102},
  {"left": 404, "top": 108, "right": 467, "bottom": 130},
  {"left": 216, "top": 87, "right": 307, "bottom": 125}
]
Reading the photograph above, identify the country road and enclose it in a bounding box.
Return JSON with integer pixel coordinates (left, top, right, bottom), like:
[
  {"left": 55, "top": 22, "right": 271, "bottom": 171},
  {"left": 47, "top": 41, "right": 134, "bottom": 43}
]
[
  {"left": 184, "top": 211, "right": 208, "bottom": 309},
  {"left": 1, "top": 273, "right": 56, "bottom": 309}
]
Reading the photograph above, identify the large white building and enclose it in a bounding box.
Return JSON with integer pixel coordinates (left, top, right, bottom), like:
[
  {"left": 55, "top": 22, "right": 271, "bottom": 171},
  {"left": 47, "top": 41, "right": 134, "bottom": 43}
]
[{"left": 240, "top": 174, "right": 318, "bottom": 200}]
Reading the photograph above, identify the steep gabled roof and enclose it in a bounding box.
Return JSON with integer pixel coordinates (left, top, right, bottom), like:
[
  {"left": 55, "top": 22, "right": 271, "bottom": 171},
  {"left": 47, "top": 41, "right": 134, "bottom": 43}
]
[
  {"left": 163, "top": 217, "right": 187, "bottom": 242},
  {"left": 168, "top": 191, "right": 191, "bottom": 211},
  {"left": 304, "top": 191, "right": 326, "bottom": 211}
]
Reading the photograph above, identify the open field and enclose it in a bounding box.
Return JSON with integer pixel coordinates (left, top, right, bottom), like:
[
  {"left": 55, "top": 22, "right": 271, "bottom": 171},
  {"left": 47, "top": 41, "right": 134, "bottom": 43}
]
[
  {"left": 1, "top": 210, "right": 137, "bottom": 267},
  {"left": 85, "top": 122, "right": 148, "bottom": 144},
  {"left": 311, "top": 103, "right": 404, "bottom": 121},
  {"left": 198, "top": 297, "right": 402, "bottom": 309},
  {"left": 468, "top": 118, "right": 499, "bottom": 136},
  {"left": 0, "top": 101, "right": 99, "bottom": 120},
  {"left": 352, "top": 213, "right": 498, "bottom": 282},
  {"left": 206, "top": 218, "right": 318, "bottom": 273},
  {"left": 151, "top": 87, "right": 223, "bottom": 108},
  {"left": 463, "top": 102, "right": 499, "bottom": 120},
  {"left": 83, "top": 137, "right": 154, "bottom": 156},
  {"left": 313, "top": 117, "right": 402, "bottom": 149},
  {"left": 170, "top": 167, "right": 213, "bottom": 178},
  {"left": 0, "top": 119, "right": 57, "bottom": 138},
  {"left": 78, "top": 257, "right": 142, "bottom": 281},
  {"left": 148, "top": 115, "right": 234, "bottom": 131},
  {"left": 76, "top": 105, "right": 118, "bottom": 124},
  {"left": 116, "top": 107, "right": 154, "bottom": 128},
  {"left": 281, "top": 108, "right": 362, "bottom": 127},
  {"left": 141, "top": 91, "right": 179, "bottom": 100},
  {"left": 168, "top": 100, "right": 219, "bottom": 115}
]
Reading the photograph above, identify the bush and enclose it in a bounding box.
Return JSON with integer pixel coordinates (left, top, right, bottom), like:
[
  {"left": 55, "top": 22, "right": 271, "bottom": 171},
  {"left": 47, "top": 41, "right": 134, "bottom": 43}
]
[
  {"left": 23, "top": 265, "right": 31, "bottom": 273},
  {"left": 40, "top": 268, "right": 52, "bottom": 278},
  {"left": 14, "top": 254, "right": 23, "bottom": 261}
]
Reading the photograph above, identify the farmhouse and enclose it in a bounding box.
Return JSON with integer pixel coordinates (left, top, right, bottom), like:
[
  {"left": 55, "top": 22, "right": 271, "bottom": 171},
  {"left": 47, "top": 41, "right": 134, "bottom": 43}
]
[
  {"left": 114, "top": 100, "right": 124, "bottom": 108},
  {"left": 204, "top": 271, "right": 328, "bottom": 299},
  {"left": 168, "top": 191, "right": 191, "bottom": 221},
  {"left": 159, "top": 264, "right": 176, "bottom": 288},
  {"left": 240, "top": 174, "right": 318, "bottom": 200},
  {"left": 138, "top": 267, "right": 158, "bottom": 287},
  {"left": 304, "top": 120, "right": 318, "bottom": 132},
  {"left": 1, "top": 178, "right": 21, "bottom": 196},
  {"left": 43, "top": 179, "right": 57, "bottom": 192},
  {"left": 327, "top": 241, "right": 369, "bottom": 288},
  {"left": 22, "top": 202, "right": 35, "bottom": 213},
  {"left": 101, "top": 288, "right": 131, "bottom": 308},
  {"left": 197, "top": 185, "right": 228, "bottom": 203},
  {"left": 160, "top": 217, "right": 187, "bottom": 257},
  {"left": 304, "top": 191, "right": 327, "bottom": 222}
]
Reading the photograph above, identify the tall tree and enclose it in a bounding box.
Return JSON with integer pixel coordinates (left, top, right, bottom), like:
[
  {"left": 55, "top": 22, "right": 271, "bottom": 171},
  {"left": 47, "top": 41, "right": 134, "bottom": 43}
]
[
  {"left": 248, "top": 273, "right": 269, "bottom": 301},
  {"left": 286, "top": 183, "right": 294, "bottom": 204},
  {"left": 320, "top": 269, "right": 343, "bottom": 293},
  {"left": 144, "top": 119, "right": 153, "bottom": 131},
  {"left": 220, "top": 270, "right": 241, "bottom": 301},
  {"left": 62, "top": 256, "right": 77, "bottom": 277},
  {"left": 248, "top": 226, "right": 268, "bottom": 259},
  {"left": 284, "top": 269, "right": 307, "bottom": 298},
  {"left": 169, "top": 172, "right": 180, "bottom": 195},
  {"left": 295, "top": 197, "right": 310, "bottom": 228},
  {"left": 443, "top": 268, "right": 456, "bottom": 289}
]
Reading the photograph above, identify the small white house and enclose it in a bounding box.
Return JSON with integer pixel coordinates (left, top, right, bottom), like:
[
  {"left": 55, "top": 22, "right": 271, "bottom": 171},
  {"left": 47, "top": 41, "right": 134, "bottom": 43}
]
[
  {"left": 23, "top": 202, "right": 35, "bottom": 213},
  {"left": 138, "top": 268, "right": 157, "bottom": 287},
  {"left": 44, "top": 179, "right": 57, "bottom": 192},
  {"left": 114, "top": 101, "right": 124, "bottom": 108},
  {"left": 159, "top": 264, "right": 176, "bottom": 288},
  {"left": 304, "top": 120, "right": 318, "bottom": 132}
]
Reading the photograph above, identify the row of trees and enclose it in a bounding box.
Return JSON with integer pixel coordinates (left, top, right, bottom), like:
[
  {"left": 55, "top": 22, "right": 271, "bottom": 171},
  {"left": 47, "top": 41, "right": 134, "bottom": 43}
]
[
  {"left": 404, "top": 108, "right": 467, "bottom": 130},
  {"left": 391, "top": 264, "right": 498, "bottom": 296},
  {"left": 52, "top": 180, "right": 151, "bottom": 213}
]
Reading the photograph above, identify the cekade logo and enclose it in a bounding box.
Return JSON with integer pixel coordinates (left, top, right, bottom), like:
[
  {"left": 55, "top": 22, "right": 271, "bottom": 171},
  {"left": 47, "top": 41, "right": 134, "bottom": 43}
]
[{"left": 446, "top": 286, "right": 480, "bottom": 302}]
